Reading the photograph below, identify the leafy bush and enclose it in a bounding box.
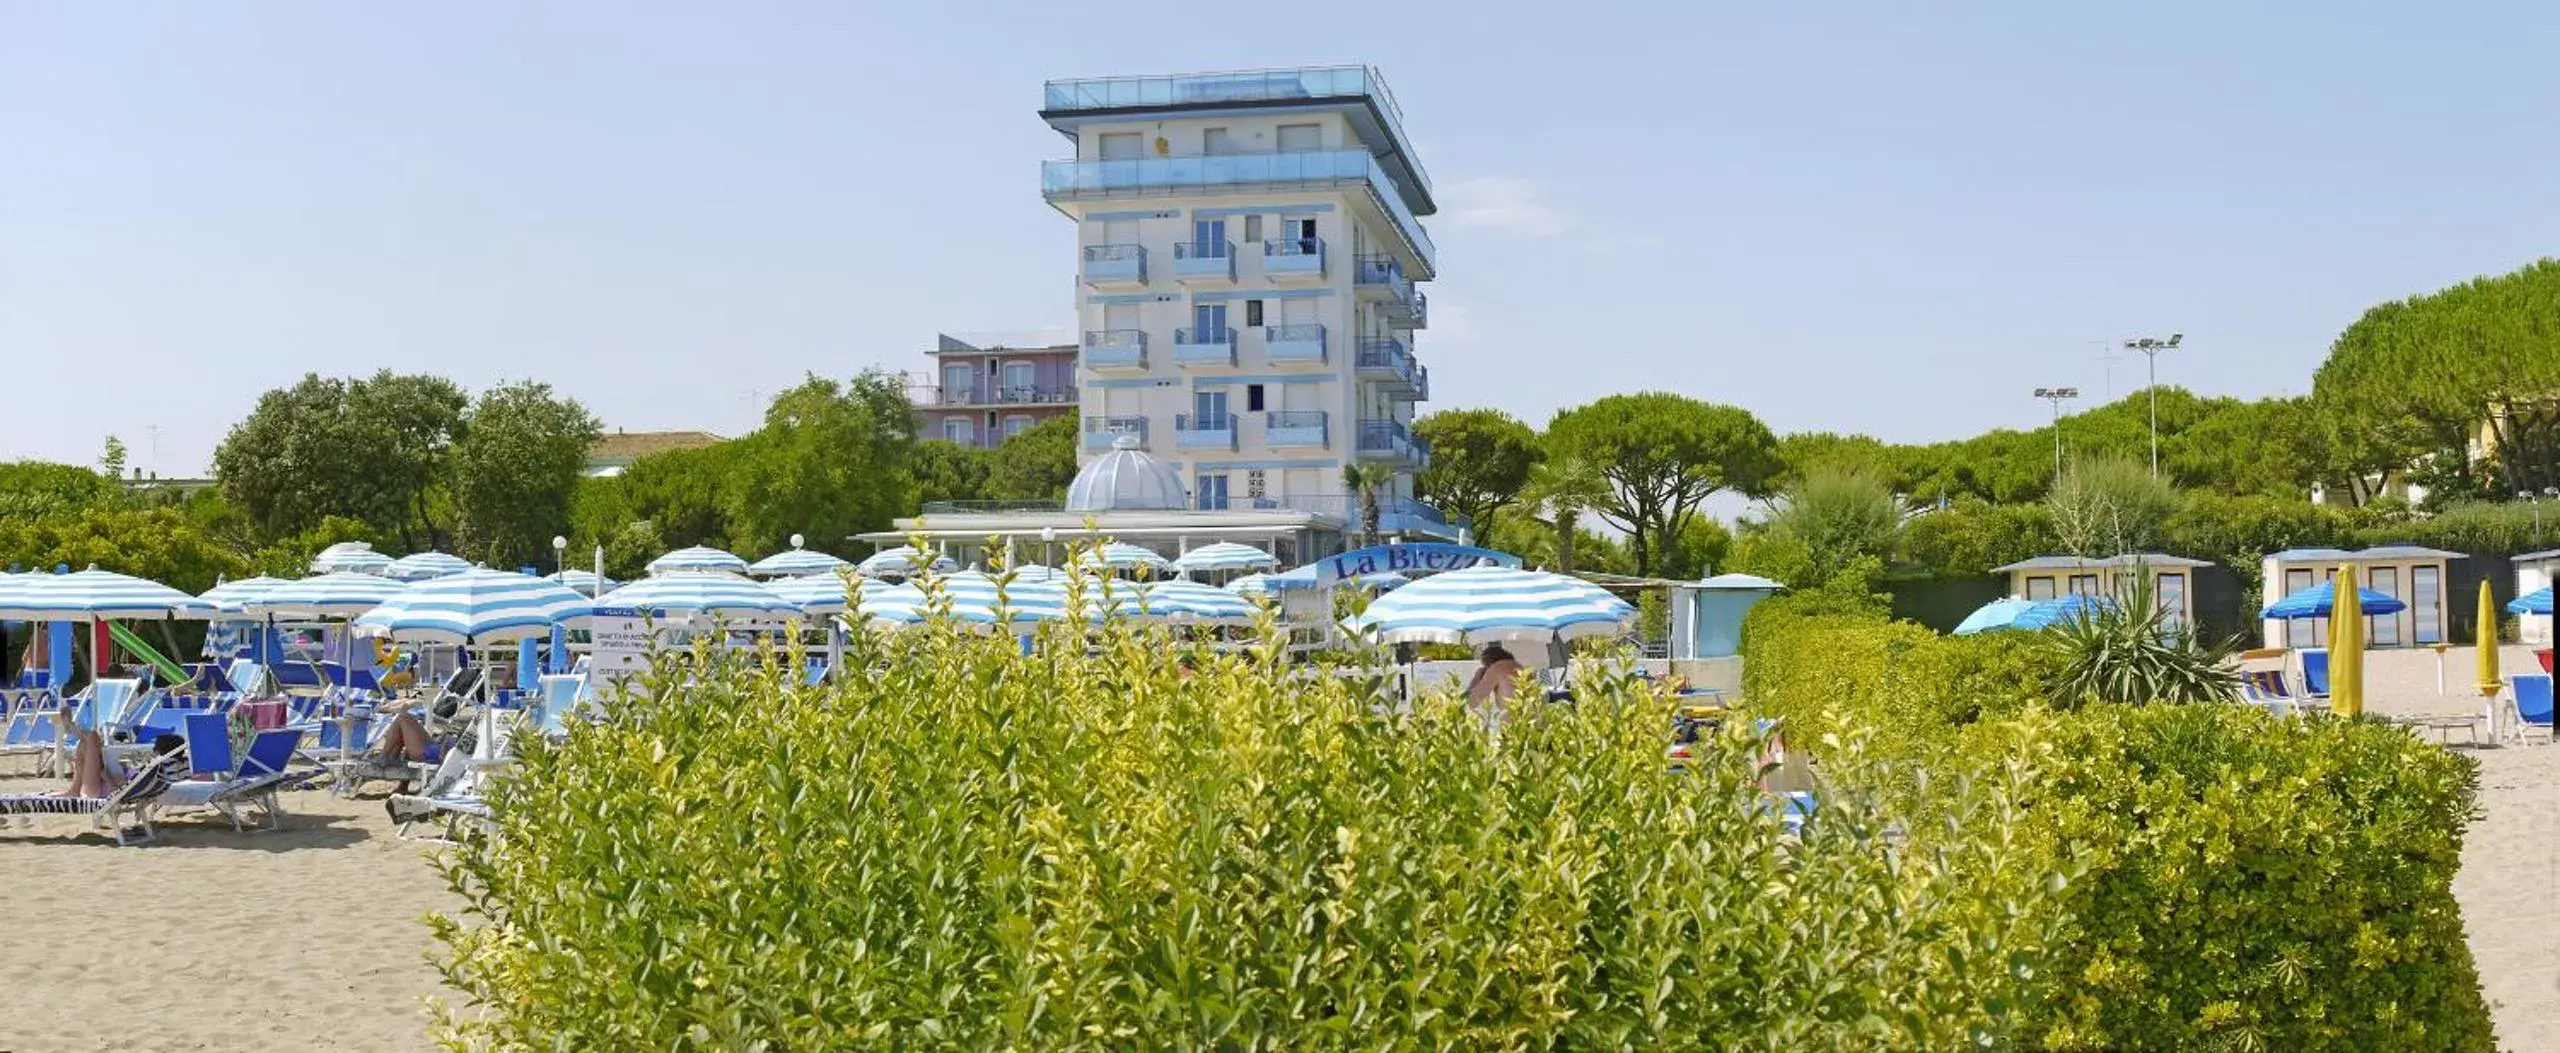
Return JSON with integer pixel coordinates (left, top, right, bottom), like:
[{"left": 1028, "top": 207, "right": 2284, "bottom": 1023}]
[
  {"left": 2041, "top": 579, "right": 2239, "bottom": 707},
  {"left": 433, "top": 620, "right": 2070, "bottom": 1049},
  {"left": 1740, "top": 605, "right": 2064, "bottom": 766},
  {"left": 1965, "top": 705, "right": 2491, "bottom": 1051}
]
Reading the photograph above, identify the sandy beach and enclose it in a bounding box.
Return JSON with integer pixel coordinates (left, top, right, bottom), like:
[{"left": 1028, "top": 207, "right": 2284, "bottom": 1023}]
[{"left": 0, "top": 646, "right": 2551, "bottom": 1051}]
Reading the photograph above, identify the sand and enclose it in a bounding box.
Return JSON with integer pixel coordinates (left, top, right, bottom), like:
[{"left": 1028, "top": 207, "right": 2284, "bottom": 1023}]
[
  {"left": 0, "top": 778, "right": 458, "bottom": 1053},
  {"left": 0, "top": 647, "right": 2550, "bottom": 1051}
]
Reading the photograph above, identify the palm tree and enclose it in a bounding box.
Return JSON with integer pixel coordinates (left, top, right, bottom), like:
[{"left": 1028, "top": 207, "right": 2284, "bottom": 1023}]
[
  {"left": 1520, "top": 459, "right": 1608, "bottom": 574},
  {"left": 1341, "top": 462, "right": 1393, "bottom": 548}
]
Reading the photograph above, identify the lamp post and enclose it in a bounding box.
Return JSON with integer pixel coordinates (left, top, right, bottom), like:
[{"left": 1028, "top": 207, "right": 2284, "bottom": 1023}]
[
  {"left": 551, "top": 535, "right": 567, "bottom": 579},
  {"left": 2527, "top": 492, "right": 2547, "bottom": 547},
  {"left": 2034, "top": 387, "right": 2080, "bottom": 482},
  {"left": 2123, "top": 333, "right": 2183, "bottom": 477}
]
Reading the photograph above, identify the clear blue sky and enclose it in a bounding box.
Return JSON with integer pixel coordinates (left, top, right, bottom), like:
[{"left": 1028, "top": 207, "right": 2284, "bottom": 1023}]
[{"left": 4, "top": 3, "right": 2554, "bottom": 477}]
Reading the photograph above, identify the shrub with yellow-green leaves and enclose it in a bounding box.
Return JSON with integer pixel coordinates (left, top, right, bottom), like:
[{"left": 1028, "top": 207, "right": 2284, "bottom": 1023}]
[{"left": 431, "top": 618, "right": 2071, "bottom": 1049}]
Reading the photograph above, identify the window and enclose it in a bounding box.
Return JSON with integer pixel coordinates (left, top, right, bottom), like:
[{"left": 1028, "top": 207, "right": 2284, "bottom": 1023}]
[
  {"left": 1245, "top": 384, "right": 1265, "bottom": 412},
  {"left": 2284, "top": 568, "right": 2317, "bottom": 648},
  {"left": 1001, "top": 361, "right": 1035, "bottom": 396},
  {"left": 1283, "top": 216, "right": 1318, "bottom": 252},
  {"left": 2368, "top": 566, "right": 2401, "bottom": 647},
  {"left": 2413, "top": 565, "right": 2442, "bottom": 644},
  {"left": 1192, "top": 218, "right": 1228, "bottom": 256},
  {"left": 2068, "top": 574, "right": 2099, "bottom": 597},
  {"left": 1193, "top": 389, "right": 1229, "bottom": 428},
  {"left": 1243, "top": 215, "right": 1263, "bottom": 242},
  {"left": 1002, "top": 415, "right": 1033, "bottom": 439},
  {"left": 2157, "top": 573, "right": 2187, "bottom": 633},
  {"left": 941, "top": 363, "right": 972, "bottom": 403},
  {"left": 1202, "top": 127, "right": 1232, "bottom": 155},
  {"left": 2024, "top": 576, "right": 2057, "bottom": 601},
  {"left": 1277, "top": 123, "right": 1321, "bottom": 152},
  {"left": 942, "top": 417, "right": 974, "bottom": 444},
  {"left": 1192, "top": 303, "right": 1227, "bottom": 337},
  {"left": 1244, "top": 299, "right": 1264, "bottom": 327},
  {"left": 1197, "top": 472, "right": 1230, "bottom": 511},
  {"left": 1099, "top": 132, "right": 1142, "bottom": 160}
]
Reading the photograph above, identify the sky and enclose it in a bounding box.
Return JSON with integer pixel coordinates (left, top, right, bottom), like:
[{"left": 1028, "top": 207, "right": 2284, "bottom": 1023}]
[{"left": 4, "top": 3, "right": 2555, "bottom": 478}]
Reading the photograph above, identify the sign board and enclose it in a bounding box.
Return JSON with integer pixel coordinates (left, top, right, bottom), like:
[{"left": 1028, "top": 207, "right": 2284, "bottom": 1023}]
[
  {"left": 589, "top": 614, "right": 659, "bottom": 684},
  {"left": 1309, "top": 544, "right": 1519, "bottom": 587}
]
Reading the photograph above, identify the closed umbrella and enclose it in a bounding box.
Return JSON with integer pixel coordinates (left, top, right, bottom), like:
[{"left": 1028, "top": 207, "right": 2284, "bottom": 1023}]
[
  {"left": 351, "top": 569, "right": 592, "bottom": 645},
  {"left": 2479, "top": 581, "right": 2504, "bottom": 732},
  {"left": 2330, "top": 567, "right": 2365, "bottom": 718},
  {"left": 1345, "top": 566, "right": 1634, "bottom": 645},
  {"left": 1952, "top": 597, "right": 2039, "bottom": 636},
  {"left": 384, "top": 551, "right": 471, "bottom": 581},
  {"left": 645, "top": 546, "right": 750, "bottom": 576}
]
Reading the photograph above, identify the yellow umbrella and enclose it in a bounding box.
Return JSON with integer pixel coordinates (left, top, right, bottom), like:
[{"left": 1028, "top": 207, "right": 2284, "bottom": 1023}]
[
  {"left": 2478, "top": 581, "right": 2503, "bottom": 728},
  {"left": 2330, "top": 566, "right": 2364, "bottom": 718}
]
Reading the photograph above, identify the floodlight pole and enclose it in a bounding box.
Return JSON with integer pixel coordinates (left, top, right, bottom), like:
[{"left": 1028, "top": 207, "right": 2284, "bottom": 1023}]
[
  {"left": 2123, "top": 334, "right": 2182, "bottom": 477},
  {"left": 2035, "top": 387, "right": 2080, "bottom": 482}
]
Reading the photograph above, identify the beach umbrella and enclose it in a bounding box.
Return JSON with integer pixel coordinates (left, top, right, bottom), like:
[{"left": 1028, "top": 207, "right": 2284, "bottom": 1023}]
[
  {"left": 1345, "top": 566, "right": 1634, "bottom": 645},
  {"left": 384, "top": 550, "right": 472, "bottom": 581},
  {"left": 594, "top": 571, "right": 791, "bottom": 620},
  {"left": 1075, "top": 542, "right": 1174, "bottom": 574},
  {"left": 2505, "top": 585, "right": 2552, "bottom": 615},
  {"left": 1952, "top": 597, "right": 2040, "bottom": 636},
  {"left": 547, "top": 569, "right": 619, "bottom": 597},
  {"left": 1349, "top": 570, "right": 1410, "bottom": 592},
  {"left": 748, "top": 546, "right": 848, "bottom": 578},
  {"left": 1226, "top": 573, "right": 1280, "bottom": 599},
  {"left": 769, "top": 573, "right": 861, "bottom": 615},
  {"left": 856, "top": 546, "right": 957, "bottom": 579},
  {"left": 352, "top": 569, "right": 592, "bottom": 645},
  {"left": 245, "top": 572, "right": 409, "bottom": 618},
  {"left": 310, "top": 542, "right": 393, "bottom": 576},
  {"left": 1136, "top": 580, "right": 1261, "bottom": 625},
  {"left": 2478, "top": 581, "right": 2504, "bottom": 716},
  {"left": 837, "top": 581, "right": 929, "bottom": 628},
  {"left": 2260, "top": 581, "right": 2406, "bottom": 620},
  {"left": 199, "top": 575, "right": 292, "bottom": 615},
  {"left": 1169, "top": 542, "right": 1279, "bottom": 574},
  {"left": 2009, "top": 594, "right": 2114, "bottom": 631},
  {"left": 0, "top": 567, "right": 217, "bottom": 622},
  {"left": 645, "top": 545, "right": 750, "bottom": 575},
  {"left": 997, "top": 564, "right": 1065, "bottom": 584},
  {"left": 934, "top": 571, "right": 1071, "bottom": 627},
  {"left": 2330, "top": 567, "right": 2365, "bottom": 718}
]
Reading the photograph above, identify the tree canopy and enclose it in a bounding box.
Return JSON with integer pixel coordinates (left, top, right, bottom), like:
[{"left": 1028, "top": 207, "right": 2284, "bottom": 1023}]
[
  {"left": 1545, "top": 394, "right": 1779, "bottom": 574},
  {"left": 450, "top": 381, "right": 600, "bottom": 569},
  {"left": 213, "top": 371, "right": 467, "bottom": 548},
  {"left": 1414, "top": 408, "right": 1541, "bottom": 531}
]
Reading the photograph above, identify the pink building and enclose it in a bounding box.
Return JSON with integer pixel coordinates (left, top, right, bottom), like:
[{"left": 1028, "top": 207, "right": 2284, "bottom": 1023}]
[{"left": 911, "top": 331, "right": 1080, "bottom": 449}]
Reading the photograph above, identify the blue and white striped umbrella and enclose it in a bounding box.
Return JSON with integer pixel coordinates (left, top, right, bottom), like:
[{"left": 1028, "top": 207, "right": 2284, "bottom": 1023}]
[
  {"left": 2508, "top": 586, "right": 2552, "bottom": 615},
  {"left": 931, "top": 571, "right": 1071, "bottom": 627},
  {"left": 0, "top": 567, "right": 217, "bottom": 621},
  {"left": 993, "top": 564, "right": 1065, "bottom": 584},
  {"left": 547, "top": 569, "right": 619, "bottom": 597},
  {"left": 594, "top": 571, "right": 790, "bottom": 620},
  {"left": 1226, "top": 573, "right": 1277, "bottom": 598},
  {"left": 1137, "top": 580, "right": 1261, "bottom": 625},
  {"left": 1345, "top": 566, "right": 1634, "bottom": 646},
  {"left": 748, "top": 547, "right": 849, "bottom": 578},
  {"left": 1075, "top": 542, "right": 1174, "bottom": 574},
  {"left": 769, "top": 573, "right": 859, "bottom": 614},
  {"left": 645, "top": 545, "right": 750, "bottom": 575},
  {"left": 352, "top": 569, "right": 592, "bottom": 645},
  {"left": 839, "top": 581, "right": 929, "bottom": 628},
  {"left": 856, "top": 546, "right": 957, "bottom": 578},
  {"left": 384, "top": 550, "right": 472, "bottom": 581},
  {"left": 246, "top": 572, "right": 410, "bottom": 618},
  {"left": 1169, "top": 542, "right": 1278, "bottom": 574},
  {"left": 199, "top": 576, "right": 293, "bottom": 615},
  {"left": 310, "top": 542, "right": 393, "bottom": 576}
]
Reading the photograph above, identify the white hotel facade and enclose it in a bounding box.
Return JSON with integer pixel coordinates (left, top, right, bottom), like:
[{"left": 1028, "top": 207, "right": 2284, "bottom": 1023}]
[{"left": 878, "top": 66, "right": 1458, "bottom": 564}]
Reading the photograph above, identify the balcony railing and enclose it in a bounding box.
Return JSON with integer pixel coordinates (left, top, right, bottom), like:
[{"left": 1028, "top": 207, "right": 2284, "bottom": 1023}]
[
  {"left": 1039, "top": 65, "right": 1430, "bottom": 202},
  {"left": 1264, "top": 323, "right": 1326, "bottom": 364},
  {"left": 1042, "top": 150, "right": 1434, "bottom": 273},
  {"left": 1082, "top": 415, "right": 1148, "bottom": 452},
  {"left": 914, "top": 490, "right": 1473, "bottom": 537},
  {"left": 1265, "top": 410, "right": 1328, "bottom": 448},
  {"left": 1174, "top": 412, "right": 1237, "bottom": 451},
  {"left": 924, "top": 385, "right": 1078, "bottom": 407},
  {"left": 1356, "top": 418, "right": 1424, "bottom": 463},
  {"left": 1356, "top": 338, "right": 1421, "bottom": 393},
  {"left": 1262, "top": 236, "right": 1325, "bottom": 282},
  {"left": 1081, "top": 329, "right": 1147, "bottom": 369},
  {"left": 1172, "top": 240, "right": 1236, "bottom": 283},
  {"left": 1172, "top": 326, "right": 1237, "bottom": 366},
  {"left": 1079, "top": 243, "right": 1146, "bottom": 287}
]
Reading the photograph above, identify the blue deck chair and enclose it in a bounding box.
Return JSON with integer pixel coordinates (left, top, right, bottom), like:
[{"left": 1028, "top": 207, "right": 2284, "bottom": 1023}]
[
  {"left": 2512, "top": 674, "right": 2554, "bottom": 743},
  {"left": 180, "top": 712, "right": 236, "bottom": 780},
  {"left": 189, "top": 730, "right": 315, "bottom": 831},
  {"left": 2299, "top": 650, "right": 2332, "bottom": 699}
]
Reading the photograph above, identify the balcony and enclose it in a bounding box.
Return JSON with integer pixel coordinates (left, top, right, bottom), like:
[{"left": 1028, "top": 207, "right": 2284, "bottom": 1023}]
[
  {"left": 1262, "top": 237, "right": 1325, "bottom": 284},
  {"left": 921, "top": 385, "right": 1078, "bottom": 408},
  {"left": 1082, "top": 415, "right": 1148, "bottom": 452},
  {"left": 1357, "top": 254, "right": 1427, "bottom": 326},
  {"left": 1172, "top": 326, "right": 1237, "bottom": 367},
  {"left": 1079, "top": 244, "right": 1146, "bottom": 289},
  {"left": 1039, "top": 65, "right": 1433, "bottom": 206},
  {"left": 1356, "top": 418, "right": 1423, "bottom": 464},
  {"left": 1263, "top": 323, "right": 1326, "bottom": 365},
  {"left": 1265, "top": 410, "right": 1329, "bottom": 449},
  {"left": 1174, "top": 413, "right": 1238, "bottom": 452},
  {"left": 1042, "top": 150, "right": 1435, "bottom": 275},
  {"left": 1082, "top": 329, "right": 1147, "bottom": 371},
  {"left": 1172, "top": 241, "right": 1235, "bottom": 284},
  {"left": 1355, "top": 338, "right": 1421, "bottom": 394}
]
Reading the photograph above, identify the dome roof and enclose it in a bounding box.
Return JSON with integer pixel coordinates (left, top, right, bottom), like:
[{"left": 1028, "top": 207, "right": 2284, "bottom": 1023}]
[{"left": 1065, "top": 436, "right": 1189, "bottom": 512}]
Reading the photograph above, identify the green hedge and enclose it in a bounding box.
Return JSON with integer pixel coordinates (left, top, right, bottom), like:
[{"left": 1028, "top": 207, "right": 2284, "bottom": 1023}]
[
  {"left": 433, "top": 622, "right": 2070, "bottom": 1049},
  {"left": 1742, "top": 607, "right": 2492, "bottom": 1051}
]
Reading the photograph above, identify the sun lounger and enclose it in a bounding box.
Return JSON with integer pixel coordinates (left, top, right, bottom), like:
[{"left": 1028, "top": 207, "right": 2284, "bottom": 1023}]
[
  {"left": 388, "top": 710, "right": 515, "bottom": 840},
  {"left": 2509, "top": 673, "right": 2554, "bottom": 744},
  {"left": 2299, "top": 649, "right": 2331, "bottom": 699},
  {"left": 0, "top": 752, "right": 182, "bottom": 845}
]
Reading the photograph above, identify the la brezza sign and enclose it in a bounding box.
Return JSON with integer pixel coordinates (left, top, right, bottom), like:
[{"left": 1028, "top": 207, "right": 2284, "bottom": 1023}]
[{"left": 1312, "top": 544, "right": 1519, "bottom": 587}]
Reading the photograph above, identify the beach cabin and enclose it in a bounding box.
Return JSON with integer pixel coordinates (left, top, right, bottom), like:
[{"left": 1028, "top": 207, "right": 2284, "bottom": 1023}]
[
  {"left": 2259, "top": 545, "right": 2461, "bottom": 650},
  {"left": 2514, "top": 548, "right": 2560, "bottom": 645},
  {"left": 1991, "top": 553, "right": 2213, "bottom": 632}
]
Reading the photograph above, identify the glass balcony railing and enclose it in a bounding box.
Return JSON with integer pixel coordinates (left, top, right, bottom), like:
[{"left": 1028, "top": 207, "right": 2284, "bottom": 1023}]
[
  {"left": 914, "top": 491, "right": 1472, "bottom": 538},
  {"left": 1043, "top": 150, "right": 1434, "bottom": 273},
  {"left": 1172, "top": 240, "right": 1236, "bottom": 282},
  {"left": 1039, "top": 65, "right": 1427, "bottom": 196},
  {"left": 1082, "top": 329, "right": 1147, "bottom": 369},
  {"left": 1082, "top": 415, "right": 1148, "bottom": 451},
  {"left": 1264, "top": 323, "right": 1326, "bottom": 363},
  {"left": 1174, "top": 413, "right": 1237, "bottom": 451},
  {"left": 1080, "top": 243, "right": 1146, "bottom": 286},
  {"left": 1172, "top": 326, "right": 1237, "bottom": 366},
  {"left": 1356, "top": 338, "right": 1420, "bottom": 392},
  {"left": 1265, "top": 410, "right": 1328, "bottom": 447}
]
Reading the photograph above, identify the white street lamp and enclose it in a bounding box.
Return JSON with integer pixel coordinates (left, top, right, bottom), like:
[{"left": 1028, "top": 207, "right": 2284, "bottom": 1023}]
[{"left": 2123, "top": 333, "right": 2183, "bottom": 477}]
